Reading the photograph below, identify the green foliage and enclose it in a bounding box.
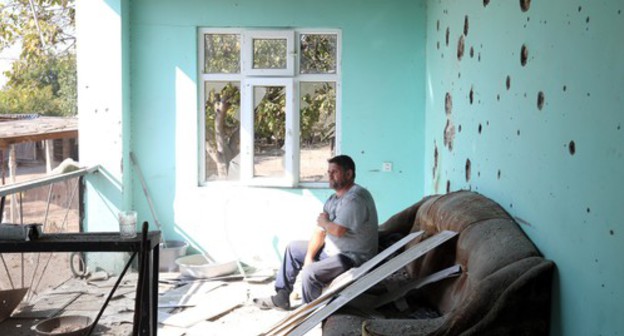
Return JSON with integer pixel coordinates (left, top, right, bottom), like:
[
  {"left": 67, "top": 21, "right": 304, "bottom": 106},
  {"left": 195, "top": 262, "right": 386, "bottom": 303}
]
[
  {"left": 300, "top": 82, "right": 336, "bottom": 144},
  {"left": 300, "top": 34, "right": 337, "bottom": 74},
  {"left": 254, "top": 86, "right": 286, "bottom": 143},
  {"left": 204, "top": 34, "right": 239, "bottom": 74},
  {"left": 0, "top": 53, "right": 76, "bottom": 115},
  {"left": 253, "top": 39, "right": 287, "bottom": 69},
  {"left": 0, "top": 0, "right": 76, "bottom": 116}
]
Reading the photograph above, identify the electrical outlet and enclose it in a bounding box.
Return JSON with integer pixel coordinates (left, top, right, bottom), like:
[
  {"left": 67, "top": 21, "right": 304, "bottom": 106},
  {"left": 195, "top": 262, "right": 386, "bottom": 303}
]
[{"left": 382, "top": 162, "right": 393, "bottom": 172}]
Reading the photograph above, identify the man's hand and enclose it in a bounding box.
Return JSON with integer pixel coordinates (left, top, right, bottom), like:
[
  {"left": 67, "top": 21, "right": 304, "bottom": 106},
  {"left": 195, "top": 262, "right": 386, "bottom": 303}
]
[
  {"left": 316, "top": 212, "right": 347, "bottom": 237},
  {"left": 317, "top": 212, "right": 330, "bottom": 231}
]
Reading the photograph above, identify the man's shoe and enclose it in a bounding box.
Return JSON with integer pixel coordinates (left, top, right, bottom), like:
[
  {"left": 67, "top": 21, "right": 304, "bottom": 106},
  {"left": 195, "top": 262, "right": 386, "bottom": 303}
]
[{"left": 253, "top": 290, "right": 291, "bottom": 311}]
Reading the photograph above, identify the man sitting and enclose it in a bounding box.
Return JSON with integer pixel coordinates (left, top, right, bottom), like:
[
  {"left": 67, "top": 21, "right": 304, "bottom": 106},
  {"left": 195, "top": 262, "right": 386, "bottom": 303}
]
[{"left": 254, "top": 155, "right": 378, "bottom": 310}]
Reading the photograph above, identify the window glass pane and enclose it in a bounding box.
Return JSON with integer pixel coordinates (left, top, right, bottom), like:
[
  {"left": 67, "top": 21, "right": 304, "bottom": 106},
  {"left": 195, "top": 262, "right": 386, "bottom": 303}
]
[
  {"left": 204, "top": 34, "right": 240, "bottom": 73},
  {"left": 300, "top": 34, "right": 337, "bottom": 74},
  {"left": 253, "top": 39, "right": 287, "bottom": 69},
  {"left": 253, "top": 86, "right": 286, "bottom": 177},
  {"left": 205, "top": 82, "right": 241, "bottom": 181},
  {"left": 300, "top": 82, "right": 336, "bottom": 182}
]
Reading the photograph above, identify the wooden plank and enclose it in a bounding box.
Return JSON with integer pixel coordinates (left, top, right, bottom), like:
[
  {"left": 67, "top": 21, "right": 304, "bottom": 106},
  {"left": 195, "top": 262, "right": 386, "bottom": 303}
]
[
  {"left": 286, "top": 230, "right": 458, "bottom": 336},
  {"left": 261, "top": 230, "right": 424, "bottom": 336}
]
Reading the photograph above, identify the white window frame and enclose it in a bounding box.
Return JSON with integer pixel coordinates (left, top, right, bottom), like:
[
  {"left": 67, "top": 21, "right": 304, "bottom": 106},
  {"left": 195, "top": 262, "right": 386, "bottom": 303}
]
[
  {"left": 240, "top": 78, "right": 297, "bottom": 186},
  {"left": 243, "top": 30, "right": 295, "bottom": 77},
  {"left": 198, "top": 28, "right": 341, "bottom": 188}
]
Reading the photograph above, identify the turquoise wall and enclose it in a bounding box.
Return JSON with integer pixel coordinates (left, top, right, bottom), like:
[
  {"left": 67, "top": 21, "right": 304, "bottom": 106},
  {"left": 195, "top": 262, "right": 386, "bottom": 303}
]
[
  {"left": 125, "top": 0, "right": 426, "bottom": 263},
  {"left": 424, "top": 1, "right": 624, "bottom": 335},
  {"left": 77, "top": 0, "right": 624, "bottom": 333}
]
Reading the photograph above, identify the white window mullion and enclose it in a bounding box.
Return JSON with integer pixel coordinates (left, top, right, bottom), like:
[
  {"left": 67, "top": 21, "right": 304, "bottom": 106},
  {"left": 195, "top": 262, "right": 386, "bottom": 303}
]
[
  {"left": 284, "top": 79, "right": 297, "bottom": 186},
  {"left": 240, "top": 80, "right": 255, "bottom": 183}
]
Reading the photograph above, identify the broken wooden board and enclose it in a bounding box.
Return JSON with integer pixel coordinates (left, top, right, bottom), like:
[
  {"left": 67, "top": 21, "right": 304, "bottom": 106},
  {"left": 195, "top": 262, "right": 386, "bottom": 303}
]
[
  {"left": 285, "top": 230, "right": 458, "bottom": 336},
  {"left": 374, "top": 264, "right": 462, "bottom": 309},
  {"left": 261, "top": 230, "right": 424, "bottom": 336},
  {"left": 160, "top": 286, "right": 245, "bottom": 328},
  {"left": 158, "top": 281, "right": 226, "bottom": 309},
  {"left": 160, "top": 280, "right": 225, "bottom": 298},
  {"left": 12, "top": 291, "right": 81, "bottom": 318}
]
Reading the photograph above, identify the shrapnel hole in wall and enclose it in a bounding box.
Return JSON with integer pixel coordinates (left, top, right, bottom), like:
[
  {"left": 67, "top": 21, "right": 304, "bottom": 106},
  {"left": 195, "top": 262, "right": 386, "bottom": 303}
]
[
  {"left": 470, "top": 46, "right": 474, "bottom": 58},
  {"left": 444, "top": 119, "right": 455, "bottom": 151},
  {"left": 521, "top": 44, "right": 528, "bottom": 66},
  {"left": 433, "top": 142, "right": 439, "bottom": 179},
  {"left": 483, "top": 0, "right": 490, "bottom": 7},
  {"left": 568, "top": 140, "right": 576, "bottom": 155},
  {"left": 537, "top": 91, "right": 545, "bottom": 110},
  {"left": 520, "top": 0, "right": 531, "bottom": 12},
  {"left": 446, "top": 27, "right": 450, "bottom": 46},
  {"left": 446, "top": 180, "right": 451, "bottom": 193},
  {"left": 465, "top": 158, "right": 471, "bottom": 182},
  {"left": 457, "top": 35, "right": 465, "bottom": 60},
  {"left": 469, "top": 87, "right": 474, "bottom": 104},
  {"left": 506, "top": 76, "right": 511, "bottom": 90},
  {"left": 464, "top": 16, "right": 469, "bottom": 36},
  {"left": 445, "top": 92, "right": 452, "bottom": 115}
]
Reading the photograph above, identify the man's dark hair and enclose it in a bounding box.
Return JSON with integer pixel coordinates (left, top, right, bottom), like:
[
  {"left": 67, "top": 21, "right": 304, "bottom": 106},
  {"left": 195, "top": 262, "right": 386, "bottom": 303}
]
[{"left": 328, "top": 155, "right": 356, "bottom": 179}]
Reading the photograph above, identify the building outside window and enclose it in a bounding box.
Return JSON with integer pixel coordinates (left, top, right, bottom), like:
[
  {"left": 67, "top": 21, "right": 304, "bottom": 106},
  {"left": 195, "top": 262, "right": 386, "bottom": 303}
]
[{"left": 199, "top": 28, "right": 340, "bottom": 187}]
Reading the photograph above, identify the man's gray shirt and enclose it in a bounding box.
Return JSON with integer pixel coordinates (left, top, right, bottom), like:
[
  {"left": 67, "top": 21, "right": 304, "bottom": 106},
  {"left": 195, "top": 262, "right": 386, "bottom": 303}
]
[{"left": 323, "top": 184, "right": 378, "bottom": 265}]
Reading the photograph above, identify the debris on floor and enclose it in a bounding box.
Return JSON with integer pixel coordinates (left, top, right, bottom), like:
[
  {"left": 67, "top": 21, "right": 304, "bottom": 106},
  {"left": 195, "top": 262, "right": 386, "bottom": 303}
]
[{"left": 0, "top": 267, "right": 322, "bottom": 335}]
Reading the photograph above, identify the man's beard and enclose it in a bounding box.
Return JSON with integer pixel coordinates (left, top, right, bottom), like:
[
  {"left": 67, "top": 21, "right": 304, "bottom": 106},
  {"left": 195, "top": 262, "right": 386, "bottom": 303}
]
[{"left": 330, "top": 179, "right": 347, "bottom": 190}]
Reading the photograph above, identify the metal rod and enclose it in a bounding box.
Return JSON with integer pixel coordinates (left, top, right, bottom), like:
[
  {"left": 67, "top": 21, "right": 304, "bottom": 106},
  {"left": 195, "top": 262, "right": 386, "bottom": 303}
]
[
  {"left": 0, "top": 255, "right": 14, "bottom": 289},
  {"left": 0, "top": 165, "right": 99, "bottom": 198},
  {"left": 31, "top": 178, "right": 79, "bottom": 298},
  {"left": 42, "top": 183, "right": 54, "bottom": 228},
  {"left": 19, "top": 192, "right": 23, "bottom": 289},
  {"left": 26, "top": 183, "right": 54, "bottom": 302},
  {"left": 129, "top": 152, "right": 165, "bottom": 246},
  {"left": 0, "top": 195, "right": 5, "bottom": 223},
  {"left": 86, "top": 251, "right": 138, "bottom": 336},
  {"left": 58, "top": 178, "right": 79, "bottom": 232}
]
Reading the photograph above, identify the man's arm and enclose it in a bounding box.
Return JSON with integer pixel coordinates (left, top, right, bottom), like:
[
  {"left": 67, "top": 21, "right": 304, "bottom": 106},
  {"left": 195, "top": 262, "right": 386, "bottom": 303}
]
[
  {"left": 304, "top": 226, "right": 326, "bottom": 267},
  {"left": 317, "top": 212, "right": 347, "bottom": 237}
]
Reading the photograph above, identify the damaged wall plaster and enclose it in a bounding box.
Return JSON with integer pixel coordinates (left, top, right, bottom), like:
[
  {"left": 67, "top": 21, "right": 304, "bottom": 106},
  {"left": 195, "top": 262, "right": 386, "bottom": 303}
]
[{"left": 424, "top": 1, "right": 624, "bottom": 335}]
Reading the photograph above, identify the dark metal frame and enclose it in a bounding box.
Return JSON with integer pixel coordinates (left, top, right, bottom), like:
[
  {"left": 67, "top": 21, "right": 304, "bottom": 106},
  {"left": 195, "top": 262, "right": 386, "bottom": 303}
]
[{"left": 0, "top": 227, "right": 161, "bottom": 336}]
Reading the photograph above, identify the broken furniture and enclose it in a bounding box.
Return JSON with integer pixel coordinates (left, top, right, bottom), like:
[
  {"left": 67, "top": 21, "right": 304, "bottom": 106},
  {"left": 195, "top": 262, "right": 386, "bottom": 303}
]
[
  {"left": 0, "top": 228, "right": 161, "bottom": 336},
  {"left": 323, "top": 190, "right": 555, "bottom": 336}
]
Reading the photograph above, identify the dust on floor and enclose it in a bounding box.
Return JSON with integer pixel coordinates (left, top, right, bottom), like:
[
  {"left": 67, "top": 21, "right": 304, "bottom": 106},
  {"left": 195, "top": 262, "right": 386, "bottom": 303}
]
[{"left": 0, "top": 271, "right": 322, "bottom": 336}]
